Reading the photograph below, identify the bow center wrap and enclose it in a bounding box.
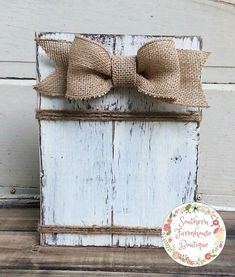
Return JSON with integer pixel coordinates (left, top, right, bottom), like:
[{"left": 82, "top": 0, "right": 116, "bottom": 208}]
[{"left": 111, "top": 56, "right": 137, "bottom": 88}]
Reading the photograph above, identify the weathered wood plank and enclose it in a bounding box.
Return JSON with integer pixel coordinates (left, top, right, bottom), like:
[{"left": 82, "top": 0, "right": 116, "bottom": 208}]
[
  {"left": 0, "top": 231, "right": 234, "bottom": 275},
  {"left": 0, "top": 198, "right": 39, "bottom": 208},
  {"left": 0, "top": 62, "right": 35, "bottom": 79},
  {"left": 198, "top": 85, "right": 235, "bottom": 210},
  {"left": 202, "top": 67, "right": 235, "bottom": 84},
  {"left": 0, "top": 270, "right": 178, "bottom": 277},
  {"left": 0, "top": 80, "right": 39, "bottom": 200},
  {"left": 0, "top": 208, "right": 39, "bottom": 231},
  {"left": 40, "top": 120, "right": 113, "bottom": 246},
  {"left": 1, "top": 208, "right": 234, "bottom": 237},
  {"left": 0, "top": 208, "right": 233, "bottom": 274}
]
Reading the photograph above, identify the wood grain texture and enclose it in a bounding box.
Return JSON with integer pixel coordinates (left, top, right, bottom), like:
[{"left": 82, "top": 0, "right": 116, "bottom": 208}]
[
  {"left": 1, "top": 0, "right": 235, "bottom": 83},
  {"left": 0, "top": 225, "right": 234, "bottom": 275},
  {"left": 0, "top": 208, "right": 39, "bottom": 231},
  {"left": 0, "top": 270, "right": 178, "bottom": 277},
  {"left": 0, "top": 80, "right": 39, "bottom": 201},
  {"left": 3, "top": 208, "right": 235, "bottom": 277},
  {"left": 0, "top": 207, "right": 234, "bottom": 235},
  {"left": 38, "top": 33, "right": 200, "bottom": 247}
]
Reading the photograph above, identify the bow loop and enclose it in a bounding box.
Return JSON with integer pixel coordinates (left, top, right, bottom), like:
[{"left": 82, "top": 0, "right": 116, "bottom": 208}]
[
  {"left": 69, "top": 35, "right": 111, "bottom": 76},
  {"left": 136, "top": 40, "right": 180, "bottom": 101},
  {"left": 66, "top": 35, "right": 113, "bottom": 100}
]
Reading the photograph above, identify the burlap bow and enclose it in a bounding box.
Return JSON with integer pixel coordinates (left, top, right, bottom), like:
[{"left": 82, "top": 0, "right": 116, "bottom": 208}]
[{"left": 35, "top": 35, "right": 209, "bottom": 107}]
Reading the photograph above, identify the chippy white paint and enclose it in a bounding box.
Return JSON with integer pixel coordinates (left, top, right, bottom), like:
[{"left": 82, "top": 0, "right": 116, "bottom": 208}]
[{"left": 38, "top": 33, "right": 200, "bottom": 247}]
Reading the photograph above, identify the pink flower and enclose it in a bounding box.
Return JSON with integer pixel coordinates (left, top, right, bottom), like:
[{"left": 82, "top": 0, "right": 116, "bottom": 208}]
[
  {"left": 163, "top": 224, "right": 170, "bottom": 231},
  {"left": 205, "top": 253, "right": 211, "bottom": 260},
  {"left": 213, "top": 219, "right": 219, "bottom": 226},
  {"left": 172, "top": 251, "right": 180, "bottom": 259}
]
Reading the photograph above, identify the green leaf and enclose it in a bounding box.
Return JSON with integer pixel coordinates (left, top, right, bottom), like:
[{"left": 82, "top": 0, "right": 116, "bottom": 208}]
[
  {"left": 167, "top": 230, "right": 171, "bottom": 236},
  {"left": 185, "top": 204, "right": 191, "bottom": 211}
]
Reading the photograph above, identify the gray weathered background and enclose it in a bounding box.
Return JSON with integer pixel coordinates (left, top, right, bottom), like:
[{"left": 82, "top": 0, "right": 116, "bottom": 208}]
[{"left": 0, "top": 0, "right": 234, "bottom": 209}]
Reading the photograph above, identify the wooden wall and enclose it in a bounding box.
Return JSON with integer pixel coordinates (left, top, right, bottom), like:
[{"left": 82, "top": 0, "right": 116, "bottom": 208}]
[{"left": 0, "top": 0, "right": 234, "bottom": 210}]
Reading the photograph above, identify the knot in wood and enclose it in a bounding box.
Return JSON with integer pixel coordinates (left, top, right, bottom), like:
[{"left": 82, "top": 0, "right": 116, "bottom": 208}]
[{"left": 111, "top": 55, "right": 136, "bottom": 88}]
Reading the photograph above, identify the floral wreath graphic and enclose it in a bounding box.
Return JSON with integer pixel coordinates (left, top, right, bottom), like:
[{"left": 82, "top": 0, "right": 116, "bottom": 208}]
[{"left": 162, "top": 203, "right": 226, "bottom": 267}]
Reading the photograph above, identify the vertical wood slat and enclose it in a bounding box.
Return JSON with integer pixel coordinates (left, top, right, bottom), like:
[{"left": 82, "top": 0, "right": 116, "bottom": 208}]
[{"left": 37, "top": 33, "right": 201, "bottom": 247}]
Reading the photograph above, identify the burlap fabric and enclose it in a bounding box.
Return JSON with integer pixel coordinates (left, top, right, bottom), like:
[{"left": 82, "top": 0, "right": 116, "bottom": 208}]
[{"left": 35, "top": 35, "right": 209, "bottom": 107}]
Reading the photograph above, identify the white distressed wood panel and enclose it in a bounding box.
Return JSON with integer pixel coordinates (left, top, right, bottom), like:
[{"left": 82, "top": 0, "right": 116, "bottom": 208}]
[
  {"left": 41, "top": 121, "right": 113, "bottom": 246},
  {"left": 197, "top": 85, "right": 235, "bottom": 210},
  {"left": 112, "top": 121, "right": 198, "bottom": 247},
  {"left": 38, "top": 33, "right": 200, "bottom": 247},
  {"left": 1, "top": 0, "right": 235, "bottom": 83},
  {"left": 0, "top": 80, "right": 39, "bottom": 201}
]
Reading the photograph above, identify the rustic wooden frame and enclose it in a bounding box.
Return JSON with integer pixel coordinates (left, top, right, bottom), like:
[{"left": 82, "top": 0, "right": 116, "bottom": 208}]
[{"left": 37, "top": 32, "right": 202, "bottom": 247}]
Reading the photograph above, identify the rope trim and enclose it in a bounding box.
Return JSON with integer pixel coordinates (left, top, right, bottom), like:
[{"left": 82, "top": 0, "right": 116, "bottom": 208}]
[
  {"left": 36, "top": 109, "right": 201, "bottom": 122},
  {"left": 38, "top": 224, "right": 162, "bottom": 236}
]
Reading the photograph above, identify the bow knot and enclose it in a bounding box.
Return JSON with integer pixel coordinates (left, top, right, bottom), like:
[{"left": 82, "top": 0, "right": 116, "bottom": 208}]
[
  {"left": 111, "top": 55, "right": 136, "bottom": 88},
  {"left": 34, "top": 34, "right": 210, "bottom": 107}
]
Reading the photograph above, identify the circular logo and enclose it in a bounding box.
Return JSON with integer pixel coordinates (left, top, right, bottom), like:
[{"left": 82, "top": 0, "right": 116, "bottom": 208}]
[{"left": 161, "top": 202, "right": 226, "bottom": 267}]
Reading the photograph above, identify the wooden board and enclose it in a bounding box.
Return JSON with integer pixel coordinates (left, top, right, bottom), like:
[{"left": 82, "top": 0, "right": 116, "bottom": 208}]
[
  {"left": 0, "top": 208, "right": 233, "bottom": 275},
  {"left": 0, "top": 270, "right": 179, "bottom": 277},
  {"left": 197, "top": 85, "right": 235, "bottom": 210},
  {"left": 0, "top": 80, "right": 39, "bottom": 201},
  {"left": 1, "top": 0, "right": 235, "bottom": 83},
  {"left": 0, "top": 208, "right": 39, "bottom": 231},
  {"left": 37, "top": 33, "right": 201, "bottom": 247},
  {"left": 0, "top": 208, "right": 233, "bottom": 235},
  {"left": 0, "top": 231, "right": 234, "bottom": 275},
  {"left": 0, "top": 207, "right": 234, "bottom": 276}
]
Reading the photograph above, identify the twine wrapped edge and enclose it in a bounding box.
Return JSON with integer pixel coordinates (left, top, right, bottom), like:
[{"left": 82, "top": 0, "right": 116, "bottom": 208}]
[
  {"left": 38, "top": 224, "right": 162, "bottom": 236},
  {"left": 36, "top": 109, "right": 202, "bottom": 122}
]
